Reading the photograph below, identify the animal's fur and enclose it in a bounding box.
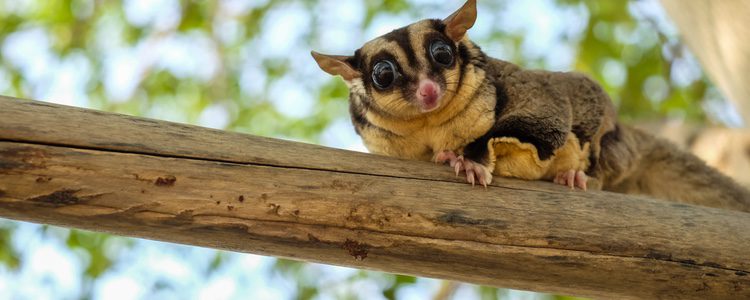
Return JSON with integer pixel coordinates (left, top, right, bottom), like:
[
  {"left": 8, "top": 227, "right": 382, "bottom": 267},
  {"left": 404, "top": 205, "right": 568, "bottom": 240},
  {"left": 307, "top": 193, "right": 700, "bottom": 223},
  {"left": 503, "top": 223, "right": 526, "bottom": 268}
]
[{"left": 312, "top": 0, "right": 750, "bottom": 212}]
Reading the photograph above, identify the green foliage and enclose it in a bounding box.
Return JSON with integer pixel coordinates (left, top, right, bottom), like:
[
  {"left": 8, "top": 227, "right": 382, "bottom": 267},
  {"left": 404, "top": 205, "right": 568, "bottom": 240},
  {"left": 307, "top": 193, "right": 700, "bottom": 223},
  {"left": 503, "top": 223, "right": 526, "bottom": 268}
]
[
  {"left": 382, "top": 274, "right": 417, "bottom": 299},
  {"left": 364, "top": 0, "right": 410, "bottom": 27},
  {"left": 568, "top": 0, "right": 709, "bottom": 121},
  {"left": 0, "top": 223, "right": 20, "bottom": 270}
]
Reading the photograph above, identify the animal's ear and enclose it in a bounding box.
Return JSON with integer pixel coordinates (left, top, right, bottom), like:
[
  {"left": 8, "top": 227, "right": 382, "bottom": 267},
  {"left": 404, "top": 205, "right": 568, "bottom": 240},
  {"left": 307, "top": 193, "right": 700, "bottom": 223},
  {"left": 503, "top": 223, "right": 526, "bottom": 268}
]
[
  {"left": 443, "top": 0, "right": 477, "bottom": 42},
  {"left": 311, "top": 51, "right": 361, "bottom": 81}
]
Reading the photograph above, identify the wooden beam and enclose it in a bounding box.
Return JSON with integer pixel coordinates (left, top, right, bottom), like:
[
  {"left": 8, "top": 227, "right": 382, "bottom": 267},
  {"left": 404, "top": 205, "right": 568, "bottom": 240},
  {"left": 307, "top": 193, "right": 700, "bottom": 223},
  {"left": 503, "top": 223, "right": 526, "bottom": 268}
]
[
  {"left": 0, "top": 97, "right": 748, "bottom": 299},
  {"left": 660, "top": 0, "right": 750, "bottom": 124}
]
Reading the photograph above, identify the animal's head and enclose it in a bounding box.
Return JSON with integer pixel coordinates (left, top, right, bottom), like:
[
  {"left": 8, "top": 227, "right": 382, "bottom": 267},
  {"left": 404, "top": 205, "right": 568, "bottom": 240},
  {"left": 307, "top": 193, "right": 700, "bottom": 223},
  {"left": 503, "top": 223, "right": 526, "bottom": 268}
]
[{"left": 312, "top": 0, "right": 478, "bottom": 120}]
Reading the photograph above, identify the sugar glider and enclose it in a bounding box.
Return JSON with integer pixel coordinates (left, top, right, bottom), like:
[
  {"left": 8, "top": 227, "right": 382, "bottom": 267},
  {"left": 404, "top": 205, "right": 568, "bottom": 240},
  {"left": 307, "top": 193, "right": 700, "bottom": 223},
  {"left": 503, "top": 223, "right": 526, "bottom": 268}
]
[{"left": 312, "top": 0, "right": 750, "bottom": 212}]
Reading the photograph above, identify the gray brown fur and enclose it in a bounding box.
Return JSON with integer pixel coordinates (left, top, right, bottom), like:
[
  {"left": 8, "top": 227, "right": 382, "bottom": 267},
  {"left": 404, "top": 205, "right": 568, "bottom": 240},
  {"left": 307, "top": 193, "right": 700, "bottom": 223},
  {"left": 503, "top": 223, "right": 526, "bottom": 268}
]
[
  {"left": 312, "top": 0, "right": 750, "bottom": 212},
  {"left": 596, "top": 124, "right": 750, "bottom": 211}
]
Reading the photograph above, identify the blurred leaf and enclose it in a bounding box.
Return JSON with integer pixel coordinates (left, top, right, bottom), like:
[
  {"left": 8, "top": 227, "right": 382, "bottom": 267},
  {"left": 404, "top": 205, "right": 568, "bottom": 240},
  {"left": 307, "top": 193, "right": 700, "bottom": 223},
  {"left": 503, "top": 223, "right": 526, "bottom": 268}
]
[
  {"left": 382, "top": 274, "right": 417, "bottom": 299},
  {"left": 67, "top": 230, "right": 113, "bottom": 278},
  {"left": 178, "top": 0, "right": 210, "bottom": 31},
  {"left": 0, "top": 225, "right": 20, "bottom": 270},
  {"left": 206, "top": 251, "right": 226, "bottom": 276}
]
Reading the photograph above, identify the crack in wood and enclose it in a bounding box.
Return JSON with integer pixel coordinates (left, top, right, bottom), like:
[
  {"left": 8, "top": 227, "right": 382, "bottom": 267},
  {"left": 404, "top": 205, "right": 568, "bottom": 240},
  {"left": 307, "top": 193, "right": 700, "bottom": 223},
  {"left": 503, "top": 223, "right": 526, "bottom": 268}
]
[
  {"left": 24, "top": 189, "right": 108, "bottom": 208},
  {"left": 18, "top": 199, "right": 744, "bottom": 274},
  {"left": 28, "top": 189, "right": 85, "bottom": 207},
  {"left": 437, "top": 210, "right": 509, "bottom": 228}
]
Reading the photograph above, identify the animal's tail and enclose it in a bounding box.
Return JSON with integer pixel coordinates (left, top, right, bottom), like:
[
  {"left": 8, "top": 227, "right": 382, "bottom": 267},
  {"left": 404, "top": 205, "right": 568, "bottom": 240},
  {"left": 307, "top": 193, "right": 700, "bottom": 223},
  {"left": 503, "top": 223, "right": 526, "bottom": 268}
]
[{"left": 593, "top": 124, "right": 750, "bottom": 212}]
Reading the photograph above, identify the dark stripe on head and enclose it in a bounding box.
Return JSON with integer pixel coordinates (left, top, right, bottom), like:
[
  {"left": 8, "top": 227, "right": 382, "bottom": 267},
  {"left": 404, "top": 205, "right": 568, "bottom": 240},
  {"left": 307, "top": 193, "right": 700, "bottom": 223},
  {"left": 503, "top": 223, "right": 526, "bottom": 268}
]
[
  {"left": 457, "top": 42, "right": 470, "bottom": 87},
  {"left": 382, "top": 27, "right": 417, "bottom": 69},
  {"left": 429, "top": 19, "right": 446, "bottom": 34},
  {"left": 458, "top": 43, "right": 471, "bottom": 69},
  {"left": 347, "top": 49, "right": 362, "bottom": 70}
]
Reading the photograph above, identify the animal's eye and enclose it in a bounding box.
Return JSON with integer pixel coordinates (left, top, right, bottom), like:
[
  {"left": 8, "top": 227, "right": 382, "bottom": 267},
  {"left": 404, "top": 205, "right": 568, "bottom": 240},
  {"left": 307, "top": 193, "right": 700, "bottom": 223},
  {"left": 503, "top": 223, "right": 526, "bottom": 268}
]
[
  {"left": 372, "top": 60, "right": 399, "bottom": 90},
  {"left": 430, "top": 40, "right": 453, "bottom": 66}
]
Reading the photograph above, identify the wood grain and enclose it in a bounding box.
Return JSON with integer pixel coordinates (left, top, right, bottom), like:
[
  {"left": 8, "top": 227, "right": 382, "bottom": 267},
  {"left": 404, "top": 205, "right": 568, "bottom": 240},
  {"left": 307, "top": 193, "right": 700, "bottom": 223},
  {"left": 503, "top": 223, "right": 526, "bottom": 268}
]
[
  {"left": 1, "top": 97, "right": 749, "bottom": 299},
  {"left": 0, "top": 96, "right": 586, "bottom": 194}
]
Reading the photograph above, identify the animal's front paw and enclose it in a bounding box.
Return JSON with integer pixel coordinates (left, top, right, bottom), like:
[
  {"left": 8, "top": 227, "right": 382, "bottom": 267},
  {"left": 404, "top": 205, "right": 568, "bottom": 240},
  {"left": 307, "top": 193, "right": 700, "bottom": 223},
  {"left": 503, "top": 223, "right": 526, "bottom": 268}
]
[
  {"left": 453, "top": 156, "right": 493, "bottom": 188},
  {"left": 553, "top": 169, "right": 587, "bottom": 191}
]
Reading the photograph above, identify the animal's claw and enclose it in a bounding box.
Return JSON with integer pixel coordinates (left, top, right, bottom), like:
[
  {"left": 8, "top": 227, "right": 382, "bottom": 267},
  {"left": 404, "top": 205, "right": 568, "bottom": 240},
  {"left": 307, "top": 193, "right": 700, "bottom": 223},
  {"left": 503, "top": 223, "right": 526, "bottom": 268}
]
[
  {"left": 435, "top": 151, "right": 493, "bottom": 187},
  {"left": 457, "top": 157, "right": 492, "bottom": 187}
]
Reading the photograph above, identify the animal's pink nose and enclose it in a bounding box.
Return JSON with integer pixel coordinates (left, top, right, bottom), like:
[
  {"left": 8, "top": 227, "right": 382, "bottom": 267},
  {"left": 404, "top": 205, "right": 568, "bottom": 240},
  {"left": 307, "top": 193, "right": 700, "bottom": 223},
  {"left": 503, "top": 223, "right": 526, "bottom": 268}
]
[
  {"left": 419, "top": 83, "right": 437, "bottom": 98},
  {"left": 416, "top": 79, "right": 440, "bottom": 111}
]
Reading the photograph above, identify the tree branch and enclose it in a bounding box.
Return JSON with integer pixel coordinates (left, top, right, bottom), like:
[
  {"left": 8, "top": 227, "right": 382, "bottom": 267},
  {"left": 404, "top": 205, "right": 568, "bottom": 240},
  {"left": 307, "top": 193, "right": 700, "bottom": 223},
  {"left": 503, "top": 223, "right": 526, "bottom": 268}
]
[{"left": 0, "top": 97, "right": 748, "bottom": 299}]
